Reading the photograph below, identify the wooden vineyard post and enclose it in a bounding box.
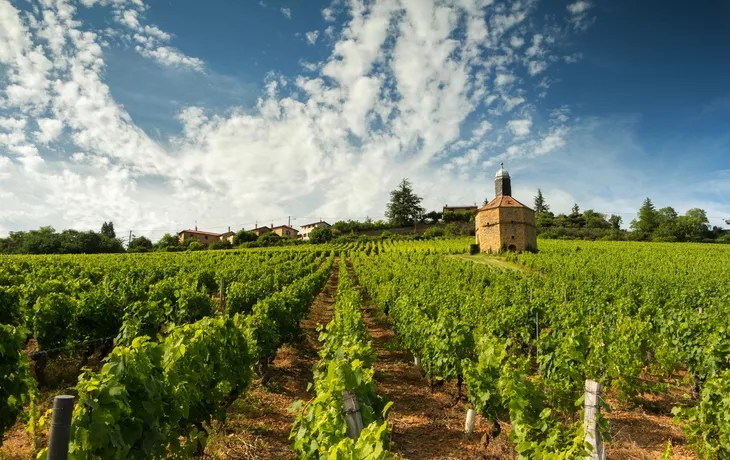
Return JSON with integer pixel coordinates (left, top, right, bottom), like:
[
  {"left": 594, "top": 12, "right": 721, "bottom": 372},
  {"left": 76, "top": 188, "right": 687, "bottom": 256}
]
[
  {"left": 342, "top": 390, "right": 364, "bottom": 439},
  {"left": 47, "top": 395, "right": 75, "bottom": 460},
  {"left": 219, "top": 278, "right": 225, "bottom": 309},
  {"left": 583, "top": 380, "right": 605, "bottom": 460},
  {"left": 464, "top": 408, "right": 476, "bottom": 434}
]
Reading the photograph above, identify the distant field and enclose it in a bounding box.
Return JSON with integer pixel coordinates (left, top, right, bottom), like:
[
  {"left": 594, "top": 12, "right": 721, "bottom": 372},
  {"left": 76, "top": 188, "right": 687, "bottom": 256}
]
[{"left": 1, "top": 239, "right": 727, "bottom": 458}]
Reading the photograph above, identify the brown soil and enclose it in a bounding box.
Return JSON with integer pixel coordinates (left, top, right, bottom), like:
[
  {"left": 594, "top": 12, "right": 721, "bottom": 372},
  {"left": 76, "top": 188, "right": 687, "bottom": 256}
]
[{"left": 204, "top": 261, "right": 338, "bottom": 459}]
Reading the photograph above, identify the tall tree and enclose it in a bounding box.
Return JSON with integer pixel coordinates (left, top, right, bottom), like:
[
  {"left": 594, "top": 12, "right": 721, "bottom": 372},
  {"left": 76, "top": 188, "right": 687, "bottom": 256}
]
[
  {"left": 631, "top": 198, "right": 659, "bottom": 234},
  {"left": 534, "top": 189, "right": 549, "bottom": 214},
  {"left": 608, "top": 215, "right": 622, "bottom": 231},
  {"left": 571, "top": 203, "right": 580, "bottom": 215},
  {"left": 385, "top": 178, "right": 425, "bottom": 228},
  {"left": 100, "top": 221, "right": 116, "bottom": 239}
]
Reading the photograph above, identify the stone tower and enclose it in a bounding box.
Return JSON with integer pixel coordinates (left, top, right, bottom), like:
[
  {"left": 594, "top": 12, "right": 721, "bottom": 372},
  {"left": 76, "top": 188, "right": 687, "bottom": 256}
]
[{"left": 474, "top": 165, "right": 537, "bottom": 253}]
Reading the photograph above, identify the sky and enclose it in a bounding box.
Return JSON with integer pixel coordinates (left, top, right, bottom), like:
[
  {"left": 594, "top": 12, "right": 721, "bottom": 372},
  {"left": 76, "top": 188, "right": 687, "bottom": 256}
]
[{"left": 1, "top": 0, "right": 729, "bottom": 241}]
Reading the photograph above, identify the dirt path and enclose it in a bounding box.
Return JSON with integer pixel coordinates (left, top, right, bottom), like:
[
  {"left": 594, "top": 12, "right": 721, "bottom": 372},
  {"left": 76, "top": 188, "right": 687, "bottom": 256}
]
[
  {"left": 206, "top": 261, "right": 338, "bottom": 459},
  {"left": 344, "top": 259, "right": 513, "bottom": 460},
  {"left": 449, "top": 253, "right": 536, "bottom": 275}
]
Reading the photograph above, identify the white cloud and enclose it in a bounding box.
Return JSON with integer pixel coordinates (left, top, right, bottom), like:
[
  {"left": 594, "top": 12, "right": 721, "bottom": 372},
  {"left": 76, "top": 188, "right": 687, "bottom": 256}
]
[
  {"left": 135, "top": 45, "right": 204, "bottom": 71},
  {"left": 280, "top": 7, "right": 291, "bottom": 19},
  {"left": 528, "top": 60, "right": 547, "bottom": 75},
  {"left": 508, "top": 118, "right": 532, "bottom": 137},
  {"left": 472, "top": 120, "right": 492, "bottom": 138},
  {"left": 322, "top": 7, "right": 335, "bottom": 22},
  {"left": 35, "top": 118, "right": 63, "bottom": 143},
  {"left": 305, "top": 30, "right": 319, "bottom": 45},
  {"left": 510, "top": 36, "right": 524, "bottom": 48},
  {"left": 495, "top": 73, "right": 516, "bottom": 86},
  {"left": 567, "top": 1, "right": 594, "bottom": 31},
  {"left": 0, "top": 0, "right": 612, "bottom": 238}
]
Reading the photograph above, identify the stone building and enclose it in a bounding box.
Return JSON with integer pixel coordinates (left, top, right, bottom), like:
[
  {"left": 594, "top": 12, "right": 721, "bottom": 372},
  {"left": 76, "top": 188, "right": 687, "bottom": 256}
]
[{"left": 474, "top": 165, "right": 537, "bottom": 253}]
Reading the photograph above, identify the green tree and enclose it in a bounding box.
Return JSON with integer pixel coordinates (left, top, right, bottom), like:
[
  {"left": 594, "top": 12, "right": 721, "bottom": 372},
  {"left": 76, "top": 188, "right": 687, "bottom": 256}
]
[
  {"left": 100, "top": 221, "right": 116, "bottom": 239},
  {"left": 258, "top": 232, "right": 281, "bottom": 245},
  {"left": 128, "top": 236, "right": 153, "bottom": 252},
  {"left": 571, "top": 203, "right": 580, "bottom": 215},
  {"left": 534, "top": 189, "right": 549, "bottom": 214},
  {"left": 583, "top": 210, "right": 610, "bottom": 229},
  {"left": 309, "top": 226, "right": 334, "bottom": 244},
  {"left": 423, "top": 211, "right": 442, "bottom": 224},
  {"left": 676, "top": 208, "right": 710, "bottom": 242},
  {"left": 156, "top": 233, "right": 180, "bottom": 250},
  {"left": 385, "top": 178, "right": 425, "bottom": 228},
  {"left": 631, "top": 198, "right": 659, "bottom": 235},
  {"left": 232, "top": 229, "right": 257, "bottom": 245},
  {"left": 608, "top": 215, "right": 622, "bottom": 231},
  {"left": 653, "top": 207, "right": 679, "bottom": 240}
]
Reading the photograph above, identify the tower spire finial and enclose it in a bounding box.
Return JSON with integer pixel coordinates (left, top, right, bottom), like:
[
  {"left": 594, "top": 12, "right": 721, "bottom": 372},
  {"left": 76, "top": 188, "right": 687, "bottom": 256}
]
[{"left": 501, "top": 162, "right": 504, "bottom": 169}]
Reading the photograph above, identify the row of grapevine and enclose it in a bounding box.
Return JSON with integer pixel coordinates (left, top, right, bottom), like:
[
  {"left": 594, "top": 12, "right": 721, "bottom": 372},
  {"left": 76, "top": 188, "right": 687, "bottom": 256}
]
[
  {"left": 0, "top": 250, "right": 321, "bottom": 352},
  {"left": 58, "top": 253, "right": 335, "bottom": 457},
  {"left": 0, "top": 249, "right": 330, "bottom": 451},
  {"left": 352, "top": 240, "right": 730, "bottom": 458},
  {"left": 290, "top": 259, "right": 392, "bottom": 459}
]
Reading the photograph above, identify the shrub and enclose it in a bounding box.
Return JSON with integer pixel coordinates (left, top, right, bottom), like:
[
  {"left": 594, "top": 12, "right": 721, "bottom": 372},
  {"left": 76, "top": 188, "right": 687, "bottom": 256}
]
[
  {"left": 309, "top": 226, "right": 334, "bottom": 244},
  {"left": 209, "top": 240, "right": 232, "bottom": 250},
  {"left": 258, "top": 232, "right": 281, "bottom": 245},
  {"left": 423, "top": 226, "right": 444, "bottom": 238}
]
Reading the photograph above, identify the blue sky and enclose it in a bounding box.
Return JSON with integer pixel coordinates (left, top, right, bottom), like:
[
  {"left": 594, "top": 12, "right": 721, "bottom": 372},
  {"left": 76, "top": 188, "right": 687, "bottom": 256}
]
[{"left": 1, "top": 0, "right": 728, "bottom": 240}]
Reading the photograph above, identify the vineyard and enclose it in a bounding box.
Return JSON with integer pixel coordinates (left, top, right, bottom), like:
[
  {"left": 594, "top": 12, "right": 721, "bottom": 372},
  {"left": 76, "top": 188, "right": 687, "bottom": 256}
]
[{"left": 1, "top": 239, "right": 729, "bottom": 458}]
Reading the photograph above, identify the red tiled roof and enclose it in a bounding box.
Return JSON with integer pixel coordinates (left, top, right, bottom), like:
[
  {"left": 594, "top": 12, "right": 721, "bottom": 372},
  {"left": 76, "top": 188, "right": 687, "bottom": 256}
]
[
  {"left": 271, "top": 225, "right": 299, "bottom": 232},
  {"left": 443, "top": 205, "right": 477, "bottom": 210},
  {"left": 250, "top": 226, "right": 270, "bottom": 232},
  {"left": 301, "top": 221, "right": 331, "bottom": 228},
  {"left": 178, "top": 229, "right": 222, "bottom": 237},
  {"left": 479, "top": 196, "right": 533, "bottom": 211}
]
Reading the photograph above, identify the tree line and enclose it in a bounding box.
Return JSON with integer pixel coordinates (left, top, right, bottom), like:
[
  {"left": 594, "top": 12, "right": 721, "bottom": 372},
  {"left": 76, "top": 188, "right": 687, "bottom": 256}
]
[
  {"left": 2, "top": 179, "right": 727, "bottom": 254},
  {"left": 534, "top": 191, "right": 729, "bottom": 243}
]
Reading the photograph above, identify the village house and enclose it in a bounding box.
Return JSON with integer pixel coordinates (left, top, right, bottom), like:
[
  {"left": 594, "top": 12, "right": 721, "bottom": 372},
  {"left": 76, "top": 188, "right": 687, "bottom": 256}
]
[
  {"left": 271, "top": 225, "right": 299, "bottom": 240},
  {"left": 177, "top": 226, "right": 236, "bottom": 245},
  {"left": 299, "top": 221, "right": 331, "bottom": 240},
  {"left": 250, "top": 226, "right": 271, "bottom": 237},
  {"left": 443, "top": 205, "right": 478, "bottom": 214}
]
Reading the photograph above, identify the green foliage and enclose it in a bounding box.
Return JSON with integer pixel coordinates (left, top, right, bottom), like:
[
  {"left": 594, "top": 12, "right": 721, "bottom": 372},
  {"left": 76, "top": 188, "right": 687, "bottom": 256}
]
[
  {"left": 100, "top": 222, "right": 116, "bottom": 239},
  {"left": 385, "top": 178, "right": 424, "bottom": 228},
  {"left": 187, "top": 241, "right": 205, "bottom": 251},
  {"left": 258, "top": 232, "right": 282, "bottom": 245},
  {"left": 154, "top": 233, "right": 180, "bottom": 251},
  {"left": 0, "top": 324, "right": 34, "bottom": 441},
  {"left": 533, "top": 189, "right": 549, "bottom": 214},
  {"left": 423, "top": 226, "right": 444, "bottom": 238},
  {"left": 69, "top": 316, "right": 253, "bottom": 459},
  {"left": 208, "top": 239, "right": 233, "bottom": 250},
  {"left": 232, "top": 230, "right": 257, "bottom": 245},
  {"left": 0, "top": 226, "right": 125, "bottom": 255},
  {"left": 291, "top": 260, "right": 391, "bottom": 459},
  {"left": 673, "top": 369, "right": 730, "bottom": 458},
  {"left": 128, "top": 236, "right": 153, "bottom": 252},
  {"left": 309, "top": 226, "right": 334, "bottom": 244},
  {"left": 33, "top": 292, "right": 77, "bottom": 349}
]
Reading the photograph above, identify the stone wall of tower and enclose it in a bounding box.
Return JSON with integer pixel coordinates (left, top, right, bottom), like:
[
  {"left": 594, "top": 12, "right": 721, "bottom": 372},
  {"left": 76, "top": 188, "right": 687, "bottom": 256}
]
[{"left": 475, "top": 207, "right": 537, "bottom": 253}]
